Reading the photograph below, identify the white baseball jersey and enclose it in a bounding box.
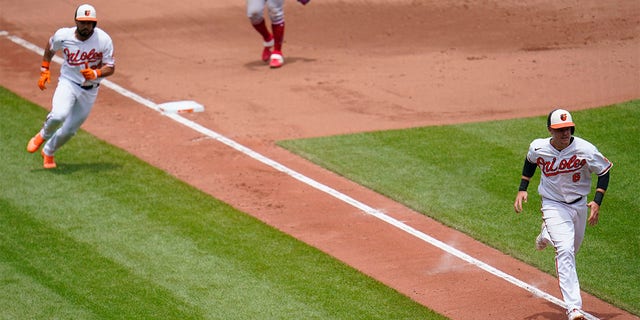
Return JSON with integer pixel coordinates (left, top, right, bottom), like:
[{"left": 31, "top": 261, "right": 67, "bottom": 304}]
[
  {"left": 527, "top": 136, "right": 612, "bottom": 203},
  {"left": 50, "top": 27, "right": 115, "bottom": 86}
]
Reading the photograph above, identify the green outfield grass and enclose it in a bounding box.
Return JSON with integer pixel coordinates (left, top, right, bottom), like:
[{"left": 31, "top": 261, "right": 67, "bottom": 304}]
[
  {"left": 278, "top": 101, "right": 640, "bottom": 316},
  {"left": 0, "top": 86, "right": 446, "bottom": 319}
]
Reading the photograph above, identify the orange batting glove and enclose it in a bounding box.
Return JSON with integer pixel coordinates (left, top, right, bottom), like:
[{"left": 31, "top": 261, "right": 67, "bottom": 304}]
[
  {"left": 38, "top": 61, "right": 51, "bottom": 90},
  {"left": 81, "top": 67, "right": 101, "bottom": 80}
]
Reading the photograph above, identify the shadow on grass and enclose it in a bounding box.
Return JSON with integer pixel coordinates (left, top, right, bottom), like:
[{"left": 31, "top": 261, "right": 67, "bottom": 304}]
[{"left": 31, "top": 162, "right": 122, "bottom": 174}]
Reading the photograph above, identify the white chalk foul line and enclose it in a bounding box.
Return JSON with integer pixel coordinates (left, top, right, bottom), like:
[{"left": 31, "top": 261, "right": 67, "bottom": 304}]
[{"left": 2, "top": 30, "right": 600, "bottom": 320}]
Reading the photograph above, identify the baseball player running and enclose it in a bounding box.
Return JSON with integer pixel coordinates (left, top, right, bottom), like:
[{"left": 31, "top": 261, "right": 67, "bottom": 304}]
[
  {"left": 514, "top": 109, "right": 612, "bottom": 320},
  {"left": 27, "top": 4, "right": 115, "bottom": 169},
  {"left": 247, "top": 0, "right": 310, "bottom": 68}
]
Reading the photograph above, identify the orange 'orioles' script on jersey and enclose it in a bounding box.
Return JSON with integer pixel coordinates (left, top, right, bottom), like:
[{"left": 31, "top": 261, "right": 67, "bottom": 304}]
[
  {"left": 537, "top": 155, "right": 587, "bottom": 177},
  {"left": 64, "top": 48, "right": 103, "bottom": 66}
]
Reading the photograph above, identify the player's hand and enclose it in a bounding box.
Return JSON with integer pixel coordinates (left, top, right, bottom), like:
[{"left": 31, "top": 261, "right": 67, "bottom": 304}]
[
  {"left": 297, "top": 0, "right": 310, "bottom": 5},
  {"left": 514, "top": 191, "right": 528, "bottom": 213},
  {"left": 587, "top": 201, "right": 600, "bottom": 226},
  {"left": 38, "top": 69, "right": 51, "bottom": 90},
  {"left": 81, "top": 68, "right": 100, "bottom": 80},
  {"left": 38, "top": 61, "right": 51, "bottom": 90}
]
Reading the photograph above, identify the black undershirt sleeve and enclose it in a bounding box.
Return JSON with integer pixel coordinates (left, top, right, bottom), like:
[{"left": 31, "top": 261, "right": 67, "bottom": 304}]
[
  {"left": 597, "top": 171, "right": 610, "bottom": 191},
  {"left": 522, "top": 158, "right": 537, "bottom": 178},
  {"left": 518, "top": 158, "right": 537, "bottom": 191}
]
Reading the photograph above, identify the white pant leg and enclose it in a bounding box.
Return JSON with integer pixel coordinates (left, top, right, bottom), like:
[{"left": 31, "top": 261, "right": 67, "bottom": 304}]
[
  {"left": 541, "top": 199, "right": 586, "bottom": 312},
  {"left": 43, "top": 79, "right": 98, "bottom": 155},
  {"left": 266, "top": 0, "right": 285, "bottom": 24},
  {"left": 247, "top": 0, "right": 284, "bottom": 24},
  {"left": 572, "top": 200, "right": 588, "bottom": 255},
  {"left": 41, "top": 79, "right": 77, "bottom": 140},
  {"left": 246, "top": 0, "right": 266, "bottom": 24}
]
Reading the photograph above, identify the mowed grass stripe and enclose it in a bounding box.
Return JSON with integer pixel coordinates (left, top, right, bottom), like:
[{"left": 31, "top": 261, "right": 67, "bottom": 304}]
[
  {"left": 0, "top": 199, "right": 200, "bottom": 319},
  {"left": 278, "top": 101, "right": 640, "bottom": 315},
  {"left": 0, "top": 86, "right": 445, "bottom": 319}
]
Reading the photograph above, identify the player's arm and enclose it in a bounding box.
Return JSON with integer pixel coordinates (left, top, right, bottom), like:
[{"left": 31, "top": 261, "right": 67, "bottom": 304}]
[
  {"left": 97, "top": 64, "right": 115, "bottom": 78},
  {"left": 81, "top": 40, "right": 116, "bottom": 80},
  {"left": 514, "top": 158, "right": 537, "bottom": 213},
  {"left": 594, "top": 170, "right": 610, "bottom": 204},
  {"left": 99, "top": 41, "right": 116, "bottom": 78},
  {"left": 587, "top": 171, "right": 610, "bottom": 225},
  {"left": 42, "top": 40, "right": 55, "bottom": 63},
  {"left": 38, "top": 41, "right": 56, "bottom": 90}
]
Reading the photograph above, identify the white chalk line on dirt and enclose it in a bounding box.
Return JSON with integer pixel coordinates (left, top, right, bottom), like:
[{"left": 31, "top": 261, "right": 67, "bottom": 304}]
[{"left": 3, "top": 31, "right": 599, "bottom": 320}]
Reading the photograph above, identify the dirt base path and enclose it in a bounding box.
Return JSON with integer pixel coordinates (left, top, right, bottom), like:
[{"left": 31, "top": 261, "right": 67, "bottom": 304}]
[{"left": 1, "top": 1, "right": 639, "bottom": 319}]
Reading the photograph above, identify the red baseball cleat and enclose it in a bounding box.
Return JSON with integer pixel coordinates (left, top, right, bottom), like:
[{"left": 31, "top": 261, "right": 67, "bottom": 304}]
[
  {"left": 269, "top": 52, "right": 284, "bottom": 68},
  {"left": 262, "top": 39, "right": 274, "bottom": 62}
]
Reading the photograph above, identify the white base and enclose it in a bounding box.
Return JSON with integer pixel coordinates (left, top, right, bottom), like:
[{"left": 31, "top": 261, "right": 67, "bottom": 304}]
[{"left": 158, "top": 100, "right": 204, "bottom": 114}]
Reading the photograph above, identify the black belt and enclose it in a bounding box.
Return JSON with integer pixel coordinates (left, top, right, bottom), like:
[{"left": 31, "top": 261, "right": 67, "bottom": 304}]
[
  {"left": 567, "top": 196, "right": 583, "bottom": 204},
  {"left": 545, "top": 196, "right": 583, "bottom": 205},
  {"left": 77, "top": 83, "right": 100, "bottom": 90}
]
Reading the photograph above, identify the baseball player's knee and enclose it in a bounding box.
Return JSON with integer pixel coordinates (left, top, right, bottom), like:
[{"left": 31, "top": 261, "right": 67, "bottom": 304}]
[
  {"left": 555, "top": 244, "right": 575, "bottom": 258},
  {"left": 57, "top": 127, "right": 79, "bottom": 138},
  {"left": 45, "top": 115, "right": 64, "bottom": 129},
  {"left": 268, "top": 12, "right": 284, "bottom": 24},
  {"left": 248, "top": 12, "right": 264, "bottom": 24}
]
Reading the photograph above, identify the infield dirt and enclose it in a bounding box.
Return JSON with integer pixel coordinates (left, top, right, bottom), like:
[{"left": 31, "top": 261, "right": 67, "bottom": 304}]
[{"left": 1, "top": 1, "right": 638, "bottom": 319}]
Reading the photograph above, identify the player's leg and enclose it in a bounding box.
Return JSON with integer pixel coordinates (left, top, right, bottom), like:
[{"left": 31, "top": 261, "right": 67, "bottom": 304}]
[
  {"left": 43, "top": 88, "right": 97, "bottom": 156},
  {"left": 247, "top": 0, "right": 273, "bottom": 62},
  {"left": 266, "top": 0, "right": 285, "bottom": 68},
  {"left": 571, "top": 200, "right": 588, "bottom": 254},
  {"left": 27, "top": 80, "right": 76, "bottom": 153},
  {"left": 43, "top": 80, "right": 79, "bottom": 138},
  {"left": 542, "top": 200, "right": 583, "bottom": 314},
  {"left": 247, "top": 0, "right": 270, "bottom": 37}
]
